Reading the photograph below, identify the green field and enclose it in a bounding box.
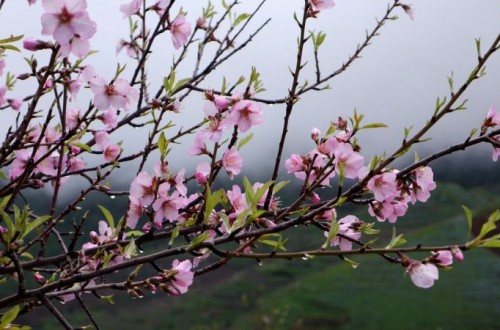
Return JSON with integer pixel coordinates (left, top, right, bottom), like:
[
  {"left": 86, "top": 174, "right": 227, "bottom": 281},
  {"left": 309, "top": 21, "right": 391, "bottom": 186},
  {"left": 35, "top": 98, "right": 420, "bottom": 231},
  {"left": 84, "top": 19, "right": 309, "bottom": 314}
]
[{"left": 20, "top": 179, "right": 500, "bottom": 330}]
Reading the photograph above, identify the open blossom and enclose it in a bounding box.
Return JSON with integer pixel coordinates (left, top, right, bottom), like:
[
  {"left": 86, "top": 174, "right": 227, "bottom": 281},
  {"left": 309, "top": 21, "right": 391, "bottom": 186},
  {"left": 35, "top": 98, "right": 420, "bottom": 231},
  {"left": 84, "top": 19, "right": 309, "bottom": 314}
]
[
  {"left": 406, "top": 261, "right": 439, "bottom": 288},
  {"left": 327, "top": 215, "right": 363, "bottom": 251},
  {"left": 90, "top": 77, "right": 135, "bottom": 111},
  {"left": 127, "top": 196, "right": 143, "bottom": 229},
  {"left": 41, "top": 0, "right": 96, "bottom": 46},
  {"left": 188, "top": 132, "right": 208, "bottom": 156},
  {"left": 129, "top": 171, "right": 155, "bottom": 207},
  {"left": 309, "top": 0, "right": 335, "bottom": 11},
  {"left": 431, "top": 250, "right": 453, "bottom": 267},
  {"left": 152, "top": 183, "right": 185, "bottom": 227},
  {"left": 411, "top": 166, "right": 436, "bottom": 203},
  {"left": 222, "top": 149, "right": 242, "bottom": 179},
  {"left": 484, "top": 106, "right": 500, "bottom": 127},
  {"left": 367, "top": 171, "right": 398, "bottom": 202},
  {"left": 9, "top": 150, "right": 31, "bottom": 179},
  {"left": 195, "top": 162, "right": 211, "bottom": 185},
  {"left": 94, "top": 131, "right": 120, "bottom": 161},
  {"left": 226, "top": 185, "right": 248, "bottom": 216},
  {"left": 170, "top": 15, "right": 192, "bottom": 49},
  {"left": 8, "top": 99, "right": 22, "bottom": 111},
  {"left": 333, "top": 143, "right": 364, "bottom": 179},
  {"left": 169, "top": 259, "right": 194, "bottom": 295},
  {"left": 227, "top": 100, "right": 263, "bottom": 132},
  {"left": 285, "top": 154, "right": 305, "bottom": 173},
  {"left": 119, "top": 0, "right": 142, "bottom": 18}
]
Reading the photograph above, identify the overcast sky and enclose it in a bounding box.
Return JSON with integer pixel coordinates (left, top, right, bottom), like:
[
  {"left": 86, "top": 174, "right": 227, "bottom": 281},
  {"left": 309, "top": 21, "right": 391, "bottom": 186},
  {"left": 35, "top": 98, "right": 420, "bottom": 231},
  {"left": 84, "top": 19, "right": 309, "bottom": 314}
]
[{"left": 1, "top": 0, "right": 499, "bottom": 179}]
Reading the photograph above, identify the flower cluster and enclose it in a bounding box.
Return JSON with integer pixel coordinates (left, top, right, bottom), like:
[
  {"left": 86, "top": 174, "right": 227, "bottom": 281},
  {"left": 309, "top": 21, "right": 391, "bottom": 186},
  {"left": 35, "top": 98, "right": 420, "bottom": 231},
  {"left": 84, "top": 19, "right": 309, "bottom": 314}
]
[{"left": 40, "top": 0, "right": 97, "bottom": 58}]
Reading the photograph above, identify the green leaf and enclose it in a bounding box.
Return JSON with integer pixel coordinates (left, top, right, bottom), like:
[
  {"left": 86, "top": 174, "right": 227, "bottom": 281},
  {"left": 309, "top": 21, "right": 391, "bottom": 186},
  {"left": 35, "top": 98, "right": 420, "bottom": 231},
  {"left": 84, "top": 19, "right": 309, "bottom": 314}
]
[
  {"left": 360, "top": 123, "right": 388, "bottom": 129},
  {"left": 1, "top": 305, "right": 20, "bottom": 327},
  {"left": 233, "top": 13, "right": 250, "bottom": 27},
  {"left": 100, "top": 294, "right": 115, "bottom": 304},
  {"left": 98, "top": 205, "right": 114, "bottom": 229},
  {"left": 0, "top": 210, "right": 14, "bottom": 243},
  {"left": 173, "top": 77, "right": 191, "bottom": 93},
  {"left": 158, "top": 132, "right": 168, "bottom": 158},
  {"left": 0, "top": 44, "right": 20, "bottom": 52},
  {"left": 22, "top": 215, "right": 51, "bottom": 239},
  {"left": 124, "top": 239, "right": 138, "bottom": 259},
  {"left": 187, "top": 232, "right": 211, "bottom": 251},
  {"left": 461, "top": 205, "right": 473, "bottom": 240},
  {"left": 169, "top": 226, "right": 180, "bottom": 247},
  {"left": 385, "top": 227, "right": 407, "bottom": 249},
  {"left": 70, "top": 142, "right": 92, "bottom": 153},
  {"left": 237, "top": 133, "right": 254, "bottom": 150},
  {"left": 477, "top": 209, "right": 499, "bottom": 240},
  {"left": 125, "top": 230, "right": 144, "bottom": 238},
  {"left": 204, "top": 188, "right": 225, "bottom": 224},
  {"left": 0, "top": 35, "right": 23, "bottom": 44}
]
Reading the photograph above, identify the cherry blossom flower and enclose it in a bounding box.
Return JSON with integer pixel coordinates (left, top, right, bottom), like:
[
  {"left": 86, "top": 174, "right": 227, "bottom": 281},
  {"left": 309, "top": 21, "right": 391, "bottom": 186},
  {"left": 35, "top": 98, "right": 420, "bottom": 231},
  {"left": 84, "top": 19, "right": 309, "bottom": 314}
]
[
  {"left": 9, "top": 150, "right": 31, "bottom": 179},
  {"left": 169, "top": 259, "right": 194, "bottom": 295},
  {"left": 285, "top": 154, "right": 305, "bottom": 174},
  {"left": 0, "top": 86, "right": 6, "bottom": 107},
  {"left": 222, "top": 148, "right": 242, "bottom": 179},
  {"left": 116, "top": 39, "right": 139, "bottom": 58},
  {"left": 94, "top": 131, "right": 121, "bottom": 161},
  {"left": 119, "top": 0, "right": 142, "bottom": 18},
  {"left": 195, "top": 162, "right": 211, "bottom": 185},
  {"left": 68, "top": 157, "right": 84, "bottom": 172},
  {"left": 153, "top": 161, "right": 169, "bottom": 177},
  {"left": 431, "top": 250, "right": 453, "bottom": 267},
  {"left": 101, "top": 108, "right": 118, "bottom": 128},
  {"left": 90, "top": 77, "right": 130, "bottom": 110},
  {"left": 367, "top": 171, "right": 398, "bottom": 202},
  {"left": 152, "top": 183, "right": 185, "bottom": 227},
  {"left": 8, "top": 99, "right": 22, "bottom": 111},
  {"left": 58, "top": 34, "right": 92, "bottom": 58},
  {"left": 484, "top": 106, "right": 500, "bottom": 127},
  {"left": 327, "top": 215, "right": 362, "bottom": 251},
  {"left": 311, "top": 127, "right": 321, "bottom": 142},
  {"left": 227, "top": 100, "right": 263, "bottom": 132},
  {"left": 333, "top": 143, "right": 364, "bottom": 179},
  {"left": 153, "top": 0, "right": 171, "bottom": 16},
  {"left": 309, "top": 0, "right": 335, "bottom": 11},
  {"left": 127, "top": 196, "right": 143, "bottom": 229},
  {"left": 402, "top": 4, "right": 415, "bottom": 20},
  {"left": 406, "top": 261, "right": 439, "bottom": 288},
  {"left": 188, "top": 132, "right": 208, "bottom": 156},
  {"left": 226, "top": 185, "right": 248, "bottom": 216},
  {"left": 170, "top": 15, "right": 192, "bottom": 49},
  {"left": 66, "top": 108, "right": 81, "bottom": 130},
  {"left": 41, "top": 0, "right": 96, "bottom": 46},
  {"left": 411, "top": 166, "right": 436, "bottom": 203},
  {"left": 129, "top": 171, "right": 155, "bottom": 207}
]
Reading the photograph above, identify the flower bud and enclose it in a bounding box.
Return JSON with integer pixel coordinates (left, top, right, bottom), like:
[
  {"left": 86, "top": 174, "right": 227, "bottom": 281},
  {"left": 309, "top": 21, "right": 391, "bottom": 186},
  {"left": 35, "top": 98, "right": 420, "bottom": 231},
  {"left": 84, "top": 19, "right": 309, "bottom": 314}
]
[
  {"left": 17, "top": 73, "right": 31, "bottom": 80},
  {"left": 23, "top": 38, "right": 51, "bottom": 51},
  {"left": 311, "top": 127, "right": 321, "bottom": 143},
  {"left": 33, "top": 272, "right": 46, "bottom": 285},
  {"left": 7, "top": 98, "right": 22, "bottom": 111}
]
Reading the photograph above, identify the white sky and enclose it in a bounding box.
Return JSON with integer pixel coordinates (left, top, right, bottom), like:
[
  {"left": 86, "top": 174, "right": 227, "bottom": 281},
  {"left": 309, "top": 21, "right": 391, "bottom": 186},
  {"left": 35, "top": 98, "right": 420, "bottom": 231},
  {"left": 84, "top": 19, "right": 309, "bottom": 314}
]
[{"left": 1, "top": 0, "right": 499, "bottom": 180}]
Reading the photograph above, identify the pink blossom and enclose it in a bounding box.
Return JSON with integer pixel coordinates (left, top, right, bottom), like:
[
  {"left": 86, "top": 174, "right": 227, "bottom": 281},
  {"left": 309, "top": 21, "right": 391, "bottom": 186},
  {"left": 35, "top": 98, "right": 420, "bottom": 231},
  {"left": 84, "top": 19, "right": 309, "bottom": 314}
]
[
  {"left": 214, "top": 95, "right": 229, "bottom": 110},
  {"left": 402, "top": 4, "right": 415, "bottom": 21},
  {"left": 226, "top": 185, "right": 248, "bottom": 216},
  {"left": 171, "top": 169, "right": 187, "bottom": 196},
  {"left": 92, "top": 220, "right": 114, "bottom": 244},
  {"left": 129, "top": 171, "right": 155, "bottom": 207},
  {"left": 101, "top": 108, "right": 118, "bottom": 128},
  {"left": 68, "top": 157, "right": 84, "bottom": 172},
  {"left": 188, "top": 133, "right": 207, "bottom": 156},
  {"left": 285, "top": 154, "right": 305, "bottom": 173},
  {"left": 66, "top": 108, "right": 81, "bottom": 130},
  {"left": 43, "top": 126, "right": 62, "bottom": 144},
  {"left": 492, "top": 136, "right": 500, "bottom": 161},
  {"left": 119, "top": 0, "right": 142, "bottom": 18},
  {"left": 431, "top": 250, "right": 453, "bottom": 267},
  {"left": 41, "top": 0, "right": 96, "bottom": 45},
  {"left": 9, "top": 150, "right": 31, "bottom": 179},
  {"left": 315, "top": 137, "right": 338, "bottom": 157},
  {"left": 484, "top": 106, "right": 500, "bottom": 127},
  {"left": 58, "top": 34, "right": 92, "bottom": 58},
  {"left": 103, "top": 144, "right": 121, "bottom": 161},
  {"left": 333, "top": 143, "right": 364, "bottom": 179},
  {"left": 367, "top": 171, "right": 398, "bottom": 202},
  {"left": 202, "top": 117, "right": 227, "bottom": 143},
  {"left": 81, "top": 65, "right": 97, "bottom": 83},
  {"left": 8, "top": 99, "right": 22, "bottom": 111},
  {"left": 127, "top": 197, "right": 143, "bottom": 229},
  {"left": 116, "top": 39, "right": 139, "bottom": 58},
  {"left": 152, "top": 183, "right": 185, "bottom": 227},
  {"left": 0, "top": 86, "right": 6, "bottom": 106},
  {"left": 169, "top": 259, "right": 194, "bottom": 295},
  {"left": 227, "top": 100, "right": 263, "bottom": 132},
  {"left": 327, "top": 215, "right": 362, "bottom": 251},
  {"left": 309, "top": 0, "right": 335, "bottom": 11},
  {"left": 153, "top": 161, "right": 169, "bottom": 177},
  {"left": 153, "top": 0, "right": 171, "bottom": 16},
  {"left": 90, "top": 77, "right": 130, "bottom": 110},
  {"left": 94, "top": 131, "right": 111, "bottom": 150},
  {"left": 411, "top": 166, "right": 436, "bottom": 203},
  {"left": 0, "top": 59, "right": 4, "bottom": 76},
  {"left": 406, "top": 261, "right": 439, "bottom": 289},
  {"left": 195, "top": 162, "right": 211, "bottom": 185},
  {"left": 311, "top": 127, "right": 321, "bottom": 142},
  {"left": 170, "top": 15, "right": 192, "bottom": 49},
  {"left": 222, "top": 149, "right": 242, "bottom": 179},
  {"left": 368, "top": 195, "right": 409, "bottom": 223},
  {"left": 44, "top": 79, "right": 53, "bottom": 90}
]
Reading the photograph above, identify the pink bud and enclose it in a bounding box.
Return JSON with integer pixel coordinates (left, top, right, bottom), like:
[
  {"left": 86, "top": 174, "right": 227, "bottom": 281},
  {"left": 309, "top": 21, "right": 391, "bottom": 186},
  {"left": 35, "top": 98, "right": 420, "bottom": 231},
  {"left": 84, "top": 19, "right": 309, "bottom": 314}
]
[
  {"left": 8, "top": 98, "right": 22, "bottom": 111},
  {"left": 33, "top": 272, "right": 46, "bottom": 284},
  {"left": 23, "top": 38, "right": 51, "bottom": 51},
  {"left": 311, "top": 127, "right": 321, "bottom": 142},
  {"left": 451, "top": 246, "right": 464, "bottom": 261},
  {"left": 44, "top": 79, "right": 53, "bottom": 90}
]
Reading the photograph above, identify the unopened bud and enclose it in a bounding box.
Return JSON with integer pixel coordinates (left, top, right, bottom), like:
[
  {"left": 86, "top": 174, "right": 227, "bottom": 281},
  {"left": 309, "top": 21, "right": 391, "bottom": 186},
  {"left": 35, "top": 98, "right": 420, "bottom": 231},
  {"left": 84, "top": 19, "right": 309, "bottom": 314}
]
[
  {"left": 17, "top": 73, "right": 31, "bottom": 80},
  {"left": 33, "top": 272, "right": 46, "bottom": 285},
  {"left": 310, "top": 127, "right": 321, "bottom": 143},
  {"left": 23, "top": 38, "right": 51, "bottom": 52}
]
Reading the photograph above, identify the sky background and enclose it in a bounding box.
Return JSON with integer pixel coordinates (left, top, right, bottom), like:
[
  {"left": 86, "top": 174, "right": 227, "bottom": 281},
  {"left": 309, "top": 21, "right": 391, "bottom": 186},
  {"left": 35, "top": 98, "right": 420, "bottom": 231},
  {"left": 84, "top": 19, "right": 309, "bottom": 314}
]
[{"left": 0, "top": 0, "right": 499, "bottom": 181}]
